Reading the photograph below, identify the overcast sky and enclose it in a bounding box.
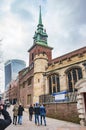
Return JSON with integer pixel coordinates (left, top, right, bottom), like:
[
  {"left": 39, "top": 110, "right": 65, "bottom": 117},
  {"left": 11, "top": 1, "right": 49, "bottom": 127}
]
[{"left": 0, "top": 0, "right": 86, "bottom": 92}]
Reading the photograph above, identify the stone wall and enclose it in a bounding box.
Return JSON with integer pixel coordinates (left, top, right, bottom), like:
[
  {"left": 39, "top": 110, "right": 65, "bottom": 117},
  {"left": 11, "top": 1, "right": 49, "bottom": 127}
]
[{"left": 45, "top": 102, "right": 80, "bottom": 124}]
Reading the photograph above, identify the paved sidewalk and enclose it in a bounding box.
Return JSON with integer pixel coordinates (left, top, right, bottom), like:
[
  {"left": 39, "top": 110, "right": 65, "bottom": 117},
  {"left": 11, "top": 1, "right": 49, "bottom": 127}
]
[{"left": 6, "top": 105, "right": 86, "bottom": 130}]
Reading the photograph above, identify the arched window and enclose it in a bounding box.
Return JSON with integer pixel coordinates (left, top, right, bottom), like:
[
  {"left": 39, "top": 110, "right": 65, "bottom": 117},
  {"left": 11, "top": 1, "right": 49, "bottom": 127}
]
[
  {"left": 48, "top": 74, "right": 60, "bottom": 94},
  {"left": 66, "top": 67, "right": 83, "bottom": 92}
]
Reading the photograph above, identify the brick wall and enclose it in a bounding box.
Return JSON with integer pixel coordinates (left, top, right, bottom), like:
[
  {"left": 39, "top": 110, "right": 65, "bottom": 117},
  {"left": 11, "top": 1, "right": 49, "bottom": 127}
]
[
  {"left": 29, "top": 44, "right": 52, "bottom": 65},
  {"left": 45, "top": 102, "right": 80, "bottom": 124}
]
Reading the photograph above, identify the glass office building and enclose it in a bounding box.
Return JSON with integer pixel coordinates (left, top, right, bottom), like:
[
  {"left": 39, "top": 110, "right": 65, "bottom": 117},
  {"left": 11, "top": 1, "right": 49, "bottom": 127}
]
[{"left": 4, "top": 59, "right": 26, "bottom": 90}]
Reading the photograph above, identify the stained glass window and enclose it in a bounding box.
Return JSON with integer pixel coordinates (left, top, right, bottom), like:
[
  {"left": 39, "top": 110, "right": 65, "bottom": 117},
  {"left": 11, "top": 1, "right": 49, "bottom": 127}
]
[
  {"left": 48, "top": 74, "right": 60, "bottom": 94},
  {"left": 67, "top": 67, "right": 82, "bottom": 92}
]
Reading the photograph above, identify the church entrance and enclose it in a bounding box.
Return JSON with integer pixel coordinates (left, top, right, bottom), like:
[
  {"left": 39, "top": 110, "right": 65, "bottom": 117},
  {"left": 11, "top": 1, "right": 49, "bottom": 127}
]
[{"left": 75, "top": 78, "right": 86, "bottom": 126}]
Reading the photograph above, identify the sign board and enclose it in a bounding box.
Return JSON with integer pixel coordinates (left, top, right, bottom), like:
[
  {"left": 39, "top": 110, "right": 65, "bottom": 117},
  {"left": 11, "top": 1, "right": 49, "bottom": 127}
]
[
  {"left": 55, "top": 93, "right": 65, "bottom": 101},
  {"left": 53, "top": 90, "right": 68, "bottom": 102}
]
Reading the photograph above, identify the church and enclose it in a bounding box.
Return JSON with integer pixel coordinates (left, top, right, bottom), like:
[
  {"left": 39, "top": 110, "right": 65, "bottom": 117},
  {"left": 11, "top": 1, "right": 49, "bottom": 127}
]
[{"left": 18, "top": 7, "right": 86, "bottom": 124}]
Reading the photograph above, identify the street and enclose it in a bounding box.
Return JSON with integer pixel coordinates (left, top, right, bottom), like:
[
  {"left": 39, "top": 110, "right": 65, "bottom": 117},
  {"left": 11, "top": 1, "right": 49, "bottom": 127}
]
[{"left": 6, "top": 105, "right": 85, "bottom": 130}]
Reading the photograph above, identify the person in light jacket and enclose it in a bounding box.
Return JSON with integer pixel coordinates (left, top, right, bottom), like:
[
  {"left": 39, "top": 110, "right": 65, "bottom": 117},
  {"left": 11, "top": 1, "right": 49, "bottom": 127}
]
[{"left": 13, "top": 103, "right": 18, "bottom": 125}]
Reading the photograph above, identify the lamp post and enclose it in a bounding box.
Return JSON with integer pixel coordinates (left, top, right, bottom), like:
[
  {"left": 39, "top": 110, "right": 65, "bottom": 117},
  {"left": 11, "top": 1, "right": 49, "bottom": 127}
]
[{"left": 43, "top": 73, "right": 46, "bottom": 103}]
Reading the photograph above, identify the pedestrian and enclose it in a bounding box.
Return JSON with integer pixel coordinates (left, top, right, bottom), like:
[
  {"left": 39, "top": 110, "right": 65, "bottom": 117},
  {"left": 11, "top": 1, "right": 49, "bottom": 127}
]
[
  {"left": 34, "top": 103, "right": 40, "bottom": 126},
  {"left": 13, "top": 103, "right": 18, "bottom": 125},
  {"left": 0, "top": 104, "right": 12, "bottom": 130},
  {"left": 29, "top": 104, "right": 34, "bottom": 121},
  {"left": 40, "top": 104, "right": 46, "bottom": 126},
  {"left": 18, "top": 103, "right": 24, "bottom": 125}
]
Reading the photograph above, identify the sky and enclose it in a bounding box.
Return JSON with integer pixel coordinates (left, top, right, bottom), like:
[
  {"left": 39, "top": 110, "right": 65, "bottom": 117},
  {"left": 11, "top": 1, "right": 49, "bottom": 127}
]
[{"left": 0, "top": 0, "right": 86, "bottom": 92}]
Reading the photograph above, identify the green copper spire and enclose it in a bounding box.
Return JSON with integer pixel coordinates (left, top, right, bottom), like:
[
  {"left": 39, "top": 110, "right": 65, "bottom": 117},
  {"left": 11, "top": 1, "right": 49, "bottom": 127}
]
[
  {"left": 39, "top": 6, "right": 42, "bottom": 25},
  {"left": 33, "top": 6, "right": 48, "bottom": 46}
]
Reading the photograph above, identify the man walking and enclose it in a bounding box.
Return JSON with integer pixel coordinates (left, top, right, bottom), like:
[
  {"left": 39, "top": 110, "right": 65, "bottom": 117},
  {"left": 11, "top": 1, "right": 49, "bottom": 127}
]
[
  {"left": 34, "top": 103, "right": 40, "bottom": 126},
  {"left": 40, "top": 104, "right": 46, "bottom": 126},
  {"left": 18, "top": 103, "right": 24, "bottom": 125},
  {"left": 29, "top": 104, "right": 34, "bottom": 121}
]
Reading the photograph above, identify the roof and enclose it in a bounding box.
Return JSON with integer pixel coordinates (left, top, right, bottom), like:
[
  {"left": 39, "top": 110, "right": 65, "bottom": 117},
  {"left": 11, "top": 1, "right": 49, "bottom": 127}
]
[{"left": 49, "top": 46, "right": 86, "bottom": 65}]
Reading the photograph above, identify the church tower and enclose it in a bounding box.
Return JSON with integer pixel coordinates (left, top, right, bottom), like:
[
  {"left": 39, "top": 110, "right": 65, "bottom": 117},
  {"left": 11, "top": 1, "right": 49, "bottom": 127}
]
[
  {"left": 28, "top": 6, "right": 53, "bottom": 66},
  {"left": 28, "top": 6, "right": 53, "bottom": 103}
]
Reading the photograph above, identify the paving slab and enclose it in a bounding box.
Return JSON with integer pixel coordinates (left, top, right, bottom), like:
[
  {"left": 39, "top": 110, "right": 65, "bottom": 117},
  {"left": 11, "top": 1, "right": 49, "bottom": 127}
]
[{"left": 6, "top": 105, "right": 86, "bottom": 130}]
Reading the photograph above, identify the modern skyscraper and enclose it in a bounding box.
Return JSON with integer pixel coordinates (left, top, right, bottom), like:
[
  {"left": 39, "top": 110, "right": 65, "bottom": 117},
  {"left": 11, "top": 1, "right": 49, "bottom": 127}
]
[{"left": 4, "top": 59, "right": 26, "bottom": 90}]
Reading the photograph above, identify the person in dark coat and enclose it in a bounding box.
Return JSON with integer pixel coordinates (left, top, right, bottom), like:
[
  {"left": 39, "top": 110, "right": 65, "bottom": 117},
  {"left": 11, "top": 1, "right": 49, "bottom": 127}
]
[
  {"left": 34, "top": 103, "right": 40, "bottom": 126},
  {"left": 0, "top": 104, "right": 12, "bottom": 130},
  {"left": 29, "top": 104, "right": 34, "bottom": 121},
  {"left": 18, "top": 104, "right": 24, "bottom": 125}
]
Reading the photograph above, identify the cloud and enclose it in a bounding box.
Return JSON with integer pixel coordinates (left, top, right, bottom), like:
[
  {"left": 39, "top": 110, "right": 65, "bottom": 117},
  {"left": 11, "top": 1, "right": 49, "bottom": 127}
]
[
  {"left": 43, "top": 0, "right": 86, "bottom": 57},
  {"left": 11, "top": 0, "right": 33, "bottom": 21},
  {"left": 0, "top": 0, "right": 47, "bottom": 63}
]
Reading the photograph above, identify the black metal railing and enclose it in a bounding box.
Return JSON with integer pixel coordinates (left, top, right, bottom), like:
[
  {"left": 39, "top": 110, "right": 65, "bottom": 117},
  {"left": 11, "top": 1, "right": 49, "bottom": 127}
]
[{"left": 39, "top": 91, "right": 77, "bottom": 103}]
